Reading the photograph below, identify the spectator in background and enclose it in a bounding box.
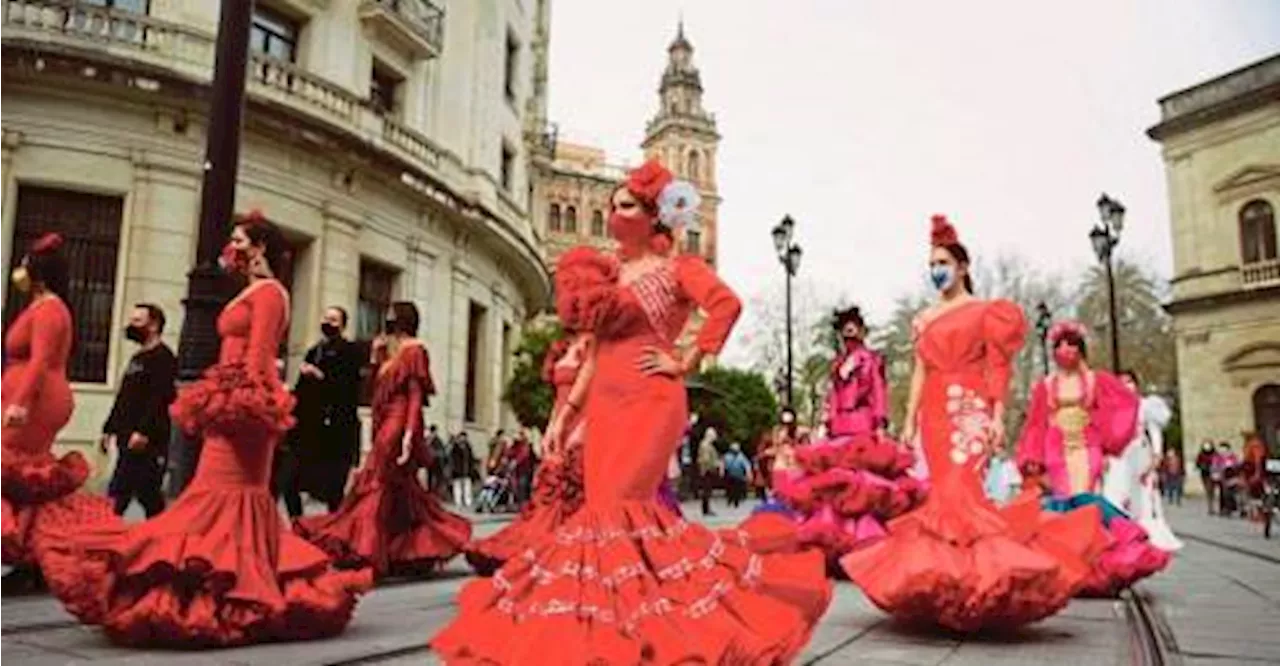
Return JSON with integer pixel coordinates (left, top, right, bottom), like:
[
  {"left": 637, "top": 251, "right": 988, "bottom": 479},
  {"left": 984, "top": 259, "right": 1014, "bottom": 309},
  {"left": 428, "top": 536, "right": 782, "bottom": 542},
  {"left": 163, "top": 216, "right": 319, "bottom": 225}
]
[
  {"left": 696, "top": 427, "right": 722, "bottom": 517},
  {"left": 449, "top": 431, "right": 479, "bottom": 508},
  {"left": 1195, "top": 441, "right": 1216, "bottom": 515},
  {"left": 486, "top": 430, "right": 508, "bottom": 475},
  {"left": 1161, "top": 449, "right": 1184, "bottom": 506},
  {"left": 426, "top": 424, "right": 447, "bottom": 498},
  {"left": 723, "top": 443, "right": 752, "bottom": 509},
  {"left": 1213, "top": 442, "right": 1240, "bottom": 516}
]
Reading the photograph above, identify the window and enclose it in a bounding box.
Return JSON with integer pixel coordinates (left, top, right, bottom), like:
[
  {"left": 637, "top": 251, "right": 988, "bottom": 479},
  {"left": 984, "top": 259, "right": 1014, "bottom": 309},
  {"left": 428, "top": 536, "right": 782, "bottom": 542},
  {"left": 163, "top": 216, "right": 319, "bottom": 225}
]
[
  {"left": 356, "top": 260, "right": 398, "bottom": 405},
  {"left": 1240, "top": 199, "right": 1277, "bottom": 265},
  {"left": 250, "top": 6, "right": 300, "bottom": 62},
  {"left": 687, "top": 151, "right": 700, "bottom": 181},
  {"left": 591, "top": 210, "right": 605, "bottom": 236},
  {"left": 548, "top": 203, "right": 562, "bottom": 232},
  {"left": 500, "top": 143, "right": 516, "bottom": 192},
  {"left": 3, "top": 186, "right": 122, "bottom": 383},
  {"left": 564, "top": 206, "right": 577, "bottom": 234},
  {"left": 503, "top": 30, "right": 520, "bottom": 103},
  {"left": 465, "top": 301, "right": 488, "bottom": 423},
  {"left": 685, "top": 229, "right": 702, "bottom": 255},
  {"left": 370, "top": 61, "right": 403, "bottom": 116}
]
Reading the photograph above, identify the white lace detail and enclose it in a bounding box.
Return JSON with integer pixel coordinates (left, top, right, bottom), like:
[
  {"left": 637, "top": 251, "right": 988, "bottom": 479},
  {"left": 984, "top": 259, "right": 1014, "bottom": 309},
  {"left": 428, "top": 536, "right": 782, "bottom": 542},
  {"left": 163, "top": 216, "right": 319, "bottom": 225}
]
[
  {"left": 554, "top": 519, "right": 690, "bottom": 545},
  {"left": 628, "top": 265, "right": 678, "bottom": 337},
  {"left": 944, "top": 383, "right": 991, "bottom": 466}
]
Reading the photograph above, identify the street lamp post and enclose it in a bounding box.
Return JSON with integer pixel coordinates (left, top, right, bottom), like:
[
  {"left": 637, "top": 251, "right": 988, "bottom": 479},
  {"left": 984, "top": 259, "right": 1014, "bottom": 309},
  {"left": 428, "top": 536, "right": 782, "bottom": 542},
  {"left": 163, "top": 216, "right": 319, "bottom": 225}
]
[
  {"left": 169, "top": 0, "right": 256, "bottom": 495},
  {"left": 771, "top": 215, "right": 802, "bottom": 409},
  {"left": 1090, "top": 193, "right": 1126, "bottom": 373},
  {"left": 1034, "top": 301, "right": 1052, "bottom": 375}
]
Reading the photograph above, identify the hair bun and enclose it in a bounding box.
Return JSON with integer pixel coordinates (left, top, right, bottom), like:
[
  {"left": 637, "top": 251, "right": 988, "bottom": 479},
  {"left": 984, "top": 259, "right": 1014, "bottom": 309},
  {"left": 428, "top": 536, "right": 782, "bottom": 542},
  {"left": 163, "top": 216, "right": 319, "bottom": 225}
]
[{"left": 31, "top": 232, "right": 64, "bottom": 255}]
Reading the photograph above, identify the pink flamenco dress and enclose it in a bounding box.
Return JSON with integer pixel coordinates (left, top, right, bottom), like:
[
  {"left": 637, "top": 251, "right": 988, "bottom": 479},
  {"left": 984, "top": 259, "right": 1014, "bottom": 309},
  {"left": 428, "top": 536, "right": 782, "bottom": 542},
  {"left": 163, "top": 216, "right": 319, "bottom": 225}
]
[
  {"left": 1016, "top": 370, "right": 1171, "bottom": 598},
  {"left": 2, "top": 295, "right": 115, "bottom": 569},
  {"left": 297, "top": 340, "right": 471, "bottom": 577},
  {"left": 36, "top": 280, "right": 372, "bottom": 647},
  {"left": 769, "top": 343, "right": 925, "bottom": 566},
  {"left": 464, "top": 337, "right": 587, "bottom": 576},
  {"left": 839, "top": 300, "right": 1106, "bottom": 632},
  {"left": 431, "top": 246, "right": 831, "bottom": 664}
]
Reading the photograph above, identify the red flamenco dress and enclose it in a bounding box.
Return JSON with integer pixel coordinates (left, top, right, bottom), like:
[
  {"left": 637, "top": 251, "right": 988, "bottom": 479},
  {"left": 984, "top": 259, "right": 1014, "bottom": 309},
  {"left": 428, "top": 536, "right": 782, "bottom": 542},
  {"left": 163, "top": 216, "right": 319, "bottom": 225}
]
[
  {"left": 464, "top": 337, "right": 587, "bottom": 576},
  {"left": 839, "top": 300, "right": 1104, "bottom": 632},
  {"left": 431, "top": 247, "right": 831, "bottom": 664},
  {"left": 36, "top": 280, "right": 371, "bottom": 647},
  {"left": 2, "top": 295, "right": 115, "bottom": 568},
  {"left": 296, "top": 341, "right": 471, "bottom": 577}
]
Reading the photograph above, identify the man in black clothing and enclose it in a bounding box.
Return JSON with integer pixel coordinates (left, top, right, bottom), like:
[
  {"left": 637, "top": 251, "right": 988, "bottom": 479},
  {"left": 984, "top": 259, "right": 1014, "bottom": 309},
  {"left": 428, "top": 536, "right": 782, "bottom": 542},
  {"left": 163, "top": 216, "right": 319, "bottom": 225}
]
[
  {"left": 276, "top": 306, "right": 363, "bottom": 517},
  {"left": 100, "top": 304, "right": 177, "bottom": 517}
]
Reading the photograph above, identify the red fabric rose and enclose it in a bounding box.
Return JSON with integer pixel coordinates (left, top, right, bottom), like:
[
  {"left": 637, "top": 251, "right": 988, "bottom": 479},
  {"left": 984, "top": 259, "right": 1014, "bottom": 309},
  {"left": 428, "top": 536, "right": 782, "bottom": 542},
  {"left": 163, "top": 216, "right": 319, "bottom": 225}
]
[
  {"left": 625, "top": 159, "right": 674, "bottom": 207},
  {"left": 930, "top": 214, "right": 960, "bottom": 247}
]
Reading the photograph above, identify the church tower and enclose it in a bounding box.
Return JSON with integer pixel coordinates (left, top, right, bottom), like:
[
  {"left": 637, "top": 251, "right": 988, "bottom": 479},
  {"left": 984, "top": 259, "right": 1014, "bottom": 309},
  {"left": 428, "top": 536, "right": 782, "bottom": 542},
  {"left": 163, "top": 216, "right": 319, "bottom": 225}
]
[{"left": 642, "top": 21, "right": 721, "bottom": 267}]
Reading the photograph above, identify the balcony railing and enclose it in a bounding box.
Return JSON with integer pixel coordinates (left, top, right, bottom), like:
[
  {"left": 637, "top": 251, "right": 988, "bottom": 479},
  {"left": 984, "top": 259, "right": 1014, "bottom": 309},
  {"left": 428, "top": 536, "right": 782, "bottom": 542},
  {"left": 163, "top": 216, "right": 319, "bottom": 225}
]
[
  {"left": 1241, "top": 258, "right": 1280, "bottom": 289},
  {"left": 249, "top": 54, "right": 361, "bottom": 128},
  {"left": 359, "top": 0, "right": 444, "bottom": 59}
]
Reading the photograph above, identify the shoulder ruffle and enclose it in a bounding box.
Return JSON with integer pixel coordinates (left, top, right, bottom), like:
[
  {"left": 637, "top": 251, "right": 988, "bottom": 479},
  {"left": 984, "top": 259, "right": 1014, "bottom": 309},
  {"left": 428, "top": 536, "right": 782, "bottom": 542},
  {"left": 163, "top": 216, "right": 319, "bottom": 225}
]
[
  {"left": 372, "top": 343, "right": 432, "bottom": 411},
  {"left": 982, "top": 299, "right": 1028, "bottom": 360},
  {"left": 554, "top": 247, "right": 619, "bottom": 332},
  {"left": 171, "top": 361, "right": 296, "bottom": 438}
]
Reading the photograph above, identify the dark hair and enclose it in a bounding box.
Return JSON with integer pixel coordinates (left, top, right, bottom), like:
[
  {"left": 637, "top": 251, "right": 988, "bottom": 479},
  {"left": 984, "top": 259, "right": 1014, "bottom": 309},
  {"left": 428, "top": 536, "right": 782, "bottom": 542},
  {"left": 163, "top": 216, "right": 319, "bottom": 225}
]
[
  {"left": 938, "top": 242, "right": 975, "bottom": 294},
  {"left": 832, "top": 305, "right": 865, "bottom": 332},
  {"left": 236, "top": 216, "right": 288, "bottom": 278},
  {"left": 1120, "top": 369, "right": 1140, "bottom": 386},
  {"left": 388, "top": 301, "right": 420, "bottom": 336},
  {"left": 135, "top": 302, "right": 166, "bottom": 334},
  {"left": 24, "top": 248, "right": 69, "bottom": 302},
  {"left": 328, "top": 305, "right": 349, "bottom": 327},
  {"left": 610, "top": 183, "right": 660, "bottom": 218},
  {"left": 1053, "top": 330, "right": 1089, "bottom": 359}
]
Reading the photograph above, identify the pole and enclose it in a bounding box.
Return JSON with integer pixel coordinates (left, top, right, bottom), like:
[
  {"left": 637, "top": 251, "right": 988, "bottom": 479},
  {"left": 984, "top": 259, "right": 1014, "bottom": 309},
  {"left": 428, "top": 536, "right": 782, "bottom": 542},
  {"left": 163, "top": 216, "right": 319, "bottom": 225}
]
[
  {"left": 1105, "top": 249, "right": 1121, "bottom": 372},
  {"left": 1039, "top": 333, "right": 1050, "bottom": 376},
  {"left": 784, "top": 262, "right": 794, "bottom": 409},
  {"left": 169, "top": 0, "right": 255, "bottom": 496}
]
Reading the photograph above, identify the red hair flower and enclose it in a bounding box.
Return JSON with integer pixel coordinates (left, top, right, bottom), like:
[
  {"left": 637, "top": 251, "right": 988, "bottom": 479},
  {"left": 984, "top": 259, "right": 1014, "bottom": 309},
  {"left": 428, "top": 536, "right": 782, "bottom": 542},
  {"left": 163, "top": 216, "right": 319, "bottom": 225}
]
[
  {"left": 930, "top": 214, "right": 959, "bottom": 248},
  {"left": 625, "top": 159, "right": 674, "bottom": 207},
  {"left": 238, "top": 208, "right": 267, "bottom": 226},
  {"left": 30, "top": 232, "right": 64, "bottom": 255}
]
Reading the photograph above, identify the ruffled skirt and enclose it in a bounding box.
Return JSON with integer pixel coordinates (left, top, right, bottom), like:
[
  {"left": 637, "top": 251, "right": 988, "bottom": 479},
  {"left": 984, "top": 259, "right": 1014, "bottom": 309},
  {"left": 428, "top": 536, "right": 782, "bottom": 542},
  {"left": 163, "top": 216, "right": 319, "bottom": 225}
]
[
  {"left": 1041, "top": 493, "right": 1171, "bottom": 598},
  {"left": 1, "top": 450, "right": 114, "bottom": 566},
  {"left": 432, "top": 501, "right": 832, "bottom": 665}
]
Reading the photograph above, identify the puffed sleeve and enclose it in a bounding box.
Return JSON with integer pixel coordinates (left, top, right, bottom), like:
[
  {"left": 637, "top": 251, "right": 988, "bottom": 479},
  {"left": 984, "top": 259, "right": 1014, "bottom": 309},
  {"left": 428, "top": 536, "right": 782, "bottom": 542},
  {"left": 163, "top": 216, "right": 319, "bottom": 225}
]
[
  {"left": 1091, "top": 370, "right": 1139, "bottom": 456},
  {"left": 1016, "top": 379, "right": 1051, "bottom": 473},
  {"left": 869, "top": 351, "right": 889, "bottom": 430},
  {"left": 674, "top": 255, "right": 742, "bottom": 355},
  {"left": 981, "top": 299, "right": 1027, "bottom": 404},
  {"left": 246, "top": 282, "right": 288, "bottom": 377},
  {"left": 7, "top": 302, "right": 69, "bottom": 408}
]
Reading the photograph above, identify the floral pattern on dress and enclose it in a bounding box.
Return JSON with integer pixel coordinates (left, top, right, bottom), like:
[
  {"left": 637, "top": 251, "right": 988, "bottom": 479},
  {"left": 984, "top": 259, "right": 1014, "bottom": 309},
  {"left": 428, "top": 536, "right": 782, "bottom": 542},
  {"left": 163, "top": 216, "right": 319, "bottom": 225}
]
[{"left": 944, "top": 384, "right": 990, "bottom": 466}]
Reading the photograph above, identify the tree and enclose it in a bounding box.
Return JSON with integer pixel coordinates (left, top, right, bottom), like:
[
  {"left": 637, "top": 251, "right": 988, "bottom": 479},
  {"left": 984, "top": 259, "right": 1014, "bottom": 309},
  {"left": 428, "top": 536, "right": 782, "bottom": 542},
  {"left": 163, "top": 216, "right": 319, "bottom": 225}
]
[
  {"left": 871, "top": 291, "right": 932, "bottom": 429},
  {"left": 502, "top": 320, "right": 563, "bottom": 430},
  {"left": 689, "top": 366, "right": 779, "bottom": 455},
  {"left": 1074, "top": 257, "right": 1178, "bottom": 397},
  {"left": 738, "top": 280, "right": 838, "bottom": 423}
]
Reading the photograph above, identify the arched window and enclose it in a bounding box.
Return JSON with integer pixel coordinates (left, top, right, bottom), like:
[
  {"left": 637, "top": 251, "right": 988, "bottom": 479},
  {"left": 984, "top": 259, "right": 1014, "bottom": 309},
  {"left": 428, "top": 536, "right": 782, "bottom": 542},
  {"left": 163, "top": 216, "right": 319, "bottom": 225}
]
[
  {"left": 565, "top": 206, "right": 578, "bottom": 233},
  {"left": 687, "top": 150, "right": 700, "bottom": 181},
  {"left": 591, "top": 210, "right": 605, "bottom": 236},
  {"left": 548, "top": 203, "right": 561, "bottom": 232},
  {"left": 1240, "top": 199, "right": 1277, "bottom": 264}
]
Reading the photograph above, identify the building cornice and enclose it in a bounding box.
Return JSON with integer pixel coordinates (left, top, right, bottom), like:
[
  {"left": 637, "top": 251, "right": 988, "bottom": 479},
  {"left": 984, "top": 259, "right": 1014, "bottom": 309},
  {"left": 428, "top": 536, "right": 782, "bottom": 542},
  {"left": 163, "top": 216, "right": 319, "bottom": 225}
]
[
  {"left": 1163, "top": 283, "right": 1280, "bottom": 316},
  {"left": 1147, "top": 53, "right": 1280, "bottom": 142}
]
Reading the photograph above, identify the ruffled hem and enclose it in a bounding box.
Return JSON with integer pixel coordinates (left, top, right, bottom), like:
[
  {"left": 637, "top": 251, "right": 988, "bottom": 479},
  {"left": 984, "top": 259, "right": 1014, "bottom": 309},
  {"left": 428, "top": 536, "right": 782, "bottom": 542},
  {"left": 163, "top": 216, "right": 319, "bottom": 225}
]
[
  {"left": 1036, "top": 493, "right": 1171, "bottom": 598},
  {"left": 1, "top": 490, "right": 114, "bottom": 566},
  {"left": 839, "top": 479, "right": 1099, "bottom": 633},
  {"left": 36, "top": 487, "right": 371, "bottom": 647},
  {"left": 432, "top": 500, "right": 831, "bottom": 665},
  {"left": 796, "top": 433, "right": 914, "bottom": 477},
  {"left": 465, "top": 499, "right": 580, "bottom": 576},
  {"left": 171, "top": 361, "right": 295, "bottom": 439},
  {"left": 1, "top": 450, "right": 90, "bottom": 505}
]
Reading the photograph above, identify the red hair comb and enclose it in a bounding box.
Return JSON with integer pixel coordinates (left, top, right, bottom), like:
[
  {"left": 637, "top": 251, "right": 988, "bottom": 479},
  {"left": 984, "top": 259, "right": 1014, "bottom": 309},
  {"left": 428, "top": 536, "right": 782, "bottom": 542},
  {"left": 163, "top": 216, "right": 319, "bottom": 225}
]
[
  {"left": 1047, "top": 319, "right": 1089, "bottom": 346},
  {"left": 626, "top": 159, "right": 674, "bottom": 207},
  {"left": 239, "top": 208, "right": 267, "bottom": 225},
  {"left": 30, "top": 232, "right": 64, "bottom": 254},
  {"left": 930, "top": 215, "right": 959, "bottom": 247}
]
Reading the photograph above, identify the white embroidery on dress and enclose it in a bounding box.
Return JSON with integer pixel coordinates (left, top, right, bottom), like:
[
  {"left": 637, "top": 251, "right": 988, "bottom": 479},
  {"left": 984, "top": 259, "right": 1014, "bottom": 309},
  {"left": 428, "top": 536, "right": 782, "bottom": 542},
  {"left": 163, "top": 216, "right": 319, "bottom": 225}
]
[{"left": 945, "top": 384, "right": 991, "bottom": 465}]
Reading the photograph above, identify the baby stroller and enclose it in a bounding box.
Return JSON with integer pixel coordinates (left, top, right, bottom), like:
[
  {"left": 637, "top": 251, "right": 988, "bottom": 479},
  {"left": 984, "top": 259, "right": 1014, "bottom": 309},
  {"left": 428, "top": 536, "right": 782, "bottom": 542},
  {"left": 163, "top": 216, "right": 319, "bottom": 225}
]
[{"left": 476, "top": 462, "right": 516, "bottom": 513}]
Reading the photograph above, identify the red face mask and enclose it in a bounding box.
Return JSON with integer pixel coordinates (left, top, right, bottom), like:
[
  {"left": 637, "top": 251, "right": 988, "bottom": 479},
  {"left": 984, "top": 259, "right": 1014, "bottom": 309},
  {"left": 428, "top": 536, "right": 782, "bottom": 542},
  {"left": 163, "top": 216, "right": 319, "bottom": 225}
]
[
  {"left": 1054, "top": 345, "right": 1082, "bottom": 370},
  {"left": 608, "top": 211, "right": 654, "bottom": 255}
]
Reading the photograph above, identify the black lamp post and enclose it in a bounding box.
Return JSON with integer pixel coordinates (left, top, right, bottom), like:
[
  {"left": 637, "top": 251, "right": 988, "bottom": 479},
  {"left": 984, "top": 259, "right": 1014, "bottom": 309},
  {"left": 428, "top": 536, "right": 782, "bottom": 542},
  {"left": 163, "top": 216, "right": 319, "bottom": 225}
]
[
  {"left": 169, "top": 0, "right": 256, "bottom": 495},
  {"left": 771, "top": 215, "right": 802, "bottom": 409},
  {"left": 1090, "top": 193, "right": 1126, "bottom": 373},
  {"left": 1034, "top": 301, "right": 1052, "bottom": 375}
]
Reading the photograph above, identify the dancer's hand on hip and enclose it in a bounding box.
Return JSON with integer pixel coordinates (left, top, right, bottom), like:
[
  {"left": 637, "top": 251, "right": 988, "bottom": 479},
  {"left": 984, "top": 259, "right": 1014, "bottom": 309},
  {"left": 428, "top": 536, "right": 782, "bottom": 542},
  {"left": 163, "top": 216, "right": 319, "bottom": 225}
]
[{"left": 637, "top": 347, "right": 683, "bottom": 377}]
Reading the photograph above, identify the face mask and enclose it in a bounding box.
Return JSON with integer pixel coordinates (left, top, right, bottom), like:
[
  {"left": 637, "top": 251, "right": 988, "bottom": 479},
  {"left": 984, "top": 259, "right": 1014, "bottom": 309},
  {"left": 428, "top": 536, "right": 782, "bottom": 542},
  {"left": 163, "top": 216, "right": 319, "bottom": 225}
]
[
  {"left": 930, "top": 264, "right": 955, "bottom": 291},
  {"left": 1054, "top": 345, "right": 1082, "bottom": 370},
  {"left": 608, "top": 211, "right": 654, "bottom": 252},
  {"left": 10, "top": 266, "right": 31, "bottom": 293},
  {"left": 321, "top": 323, "right": 340, "bottom": 338},
  {"left": 218, "top": 243, "right": 248, "bottom": 274},
  {"left": 124, "top": 325, "right": 147, "bottom": 344}
]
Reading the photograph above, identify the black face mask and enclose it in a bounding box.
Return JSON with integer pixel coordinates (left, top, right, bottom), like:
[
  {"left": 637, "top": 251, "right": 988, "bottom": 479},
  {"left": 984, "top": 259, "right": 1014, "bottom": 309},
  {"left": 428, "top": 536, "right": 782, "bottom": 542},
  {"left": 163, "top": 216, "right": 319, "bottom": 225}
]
[
  {"left": 384, "top": 319, "right": 398, "bottom": 335},
  {"left": 124, "top": 325, "right": 147, "bottom": 344},
  {"left": 320, "top": 323, "right": 340, "bottom": 339}
]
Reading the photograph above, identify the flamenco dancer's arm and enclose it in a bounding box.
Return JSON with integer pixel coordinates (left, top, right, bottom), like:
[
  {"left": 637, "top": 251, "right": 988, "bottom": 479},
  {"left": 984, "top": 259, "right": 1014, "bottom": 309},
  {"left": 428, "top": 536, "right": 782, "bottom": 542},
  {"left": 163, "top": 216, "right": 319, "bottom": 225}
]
[
  {"left": 671, "top": 256, "right": 743, "bottom": 372},
  {"left": 546, "top": 336, "right": 596, "bottom": 457},
  {"left": 982, "top": 302, "right": 1028, "bottom": 450},
  {"left": 870, "top": 351, "right": 890, "bottom": 433},
  {"left": 899, "top": 352, "right": 925, "bottom": 445},
  {"left": 398, "top": 345, "right": 432, "bottom": 465},
  {"left": 2, "top": 303, "right": 64, "bottom": 427},
  {"left": 245, "top": 283, "right": 288, "bottom": 377}
]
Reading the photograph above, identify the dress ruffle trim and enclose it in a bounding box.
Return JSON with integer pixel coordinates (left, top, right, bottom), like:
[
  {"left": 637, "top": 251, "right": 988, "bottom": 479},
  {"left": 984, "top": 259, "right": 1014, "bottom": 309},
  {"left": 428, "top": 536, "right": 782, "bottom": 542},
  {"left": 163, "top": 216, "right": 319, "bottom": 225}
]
[
  {"left": 1, "top": 450, "right": 90, "bottom": 505},
  {"left": 36, "top": 490, "right": 371, "bottom": 647},
  {"left": 171, "top": 361, "right": 295, "bottom": 438},
  {"left": 2, "top": 491, "right": 115, "bottom": 566},
  {"left": 432, "top": 500, "right": 832, "bottom": 665}
]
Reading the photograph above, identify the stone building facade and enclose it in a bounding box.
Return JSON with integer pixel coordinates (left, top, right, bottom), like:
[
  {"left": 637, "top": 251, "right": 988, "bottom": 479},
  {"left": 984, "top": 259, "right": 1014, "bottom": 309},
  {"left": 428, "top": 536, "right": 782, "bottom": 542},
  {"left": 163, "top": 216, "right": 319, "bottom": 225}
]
[
  {"left": 1, "top": 0, "right": 552, "bottom": 483},
  {"left": 1148, "top": 53, "right": 1280, "bottom": 473}
]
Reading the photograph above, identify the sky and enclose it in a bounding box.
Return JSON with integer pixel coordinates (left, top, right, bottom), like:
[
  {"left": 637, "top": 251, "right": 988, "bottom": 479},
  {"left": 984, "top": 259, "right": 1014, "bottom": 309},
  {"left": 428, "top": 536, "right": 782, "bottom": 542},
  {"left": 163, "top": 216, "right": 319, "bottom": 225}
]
[{"left": 543, "top": 0, "right": 1280, "bottom": 365}]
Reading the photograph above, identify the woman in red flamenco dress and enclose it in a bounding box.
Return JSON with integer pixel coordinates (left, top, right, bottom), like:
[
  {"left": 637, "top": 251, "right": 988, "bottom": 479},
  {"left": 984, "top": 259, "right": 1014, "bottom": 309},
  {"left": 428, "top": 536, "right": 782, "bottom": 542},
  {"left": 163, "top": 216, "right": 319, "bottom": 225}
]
[
  {"left": 464, "top": 329, "right": 591, "bottom": 575},
  {"left": 296, "top": 301, "right": 471, "bottom": 577},
  {"left": 431, "top": 160, "right": 831, "bottom": 664},
  {"left": 1016, "top": 320, "right": 1170, "bottom": 598},
  {"left": 839, "top": 215, "right": 1104, "bottom": 633},
  {"left": 2, "top": 234, "right": 115, "bottom": 582},
  {"left": 36, "top": 214, "right": 371, "bottom": 647}
]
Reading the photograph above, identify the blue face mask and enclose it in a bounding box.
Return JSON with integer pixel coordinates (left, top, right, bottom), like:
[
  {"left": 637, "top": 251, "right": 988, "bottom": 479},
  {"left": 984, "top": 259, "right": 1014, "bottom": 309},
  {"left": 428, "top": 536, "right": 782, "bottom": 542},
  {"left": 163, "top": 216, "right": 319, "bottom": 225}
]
[{"left": 930, "top": 265, "right": 955, "bottom": 291}]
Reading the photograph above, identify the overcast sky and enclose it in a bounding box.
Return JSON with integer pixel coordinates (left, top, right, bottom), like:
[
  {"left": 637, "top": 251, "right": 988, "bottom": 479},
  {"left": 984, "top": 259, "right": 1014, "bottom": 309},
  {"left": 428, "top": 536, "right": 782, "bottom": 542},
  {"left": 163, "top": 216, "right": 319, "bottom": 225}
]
[{"left": 544, "top": 0, "right": 1280, "bottom": 364}]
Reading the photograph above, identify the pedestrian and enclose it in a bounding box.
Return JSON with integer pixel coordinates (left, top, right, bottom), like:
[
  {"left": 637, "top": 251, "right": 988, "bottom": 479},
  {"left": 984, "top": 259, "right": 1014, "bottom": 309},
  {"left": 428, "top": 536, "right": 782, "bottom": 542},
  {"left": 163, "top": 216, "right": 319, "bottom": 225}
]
[
  {"left": 1213, "top": 442, "right": 1240, "bottom": 517},
  {"left": 696, "top": 426, "right": 722, "bottom": 516},
  {"left": 1161, "top": 449, "right": 1185, "bottom": 506},
  {"left": 1195, "top": 441, "right": 1216, "bottom": 514},
  {"left": 101, "top": 303, "right": 177, "bottom": 518},
  {"left": 723, "top": 442, "right": 752, "bottom": 508},
  {"left": 753, "top": 430, "right": 776, "bottom": 502},
  {"left": 426, "top": 424, "right": 448, "bottom": 498},
  {"left": 449, "top": 431, "right": 479, "bottom": 508}
]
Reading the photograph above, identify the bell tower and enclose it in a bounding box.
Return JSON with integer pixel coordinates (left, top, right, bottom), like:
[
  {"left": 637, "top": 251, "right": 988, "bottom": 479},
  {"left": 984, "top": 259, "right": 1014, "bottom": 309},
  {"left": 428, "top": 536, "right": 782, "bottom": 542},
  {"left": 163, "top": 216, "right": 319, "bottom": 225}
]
[{"left": 642, "top": 20, "right": 721, "bottom": 267}]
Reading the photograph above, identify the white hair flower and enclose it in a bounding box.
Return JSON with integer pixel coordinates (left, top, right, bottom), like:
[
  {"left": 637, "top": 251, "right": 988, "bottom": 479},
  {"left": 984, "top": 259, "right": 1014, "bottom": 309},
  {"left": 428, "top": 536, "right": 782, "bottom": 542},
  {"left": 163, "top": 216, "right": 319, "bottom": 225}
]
[{"left": 657, "top": 180, "right": 702, "bottom": 232}]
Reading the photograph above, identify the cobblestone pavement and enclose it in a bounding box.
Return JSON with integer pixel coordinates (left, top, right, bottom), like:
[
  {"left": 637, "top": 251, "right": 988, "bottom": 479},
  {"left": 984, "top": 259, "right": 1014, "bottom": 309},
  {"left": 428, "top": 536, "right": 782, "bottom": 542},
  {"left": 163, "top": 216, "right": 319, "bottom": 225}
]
[{"left": 3, "top": 497, "right": 1276, "bottom": 664}]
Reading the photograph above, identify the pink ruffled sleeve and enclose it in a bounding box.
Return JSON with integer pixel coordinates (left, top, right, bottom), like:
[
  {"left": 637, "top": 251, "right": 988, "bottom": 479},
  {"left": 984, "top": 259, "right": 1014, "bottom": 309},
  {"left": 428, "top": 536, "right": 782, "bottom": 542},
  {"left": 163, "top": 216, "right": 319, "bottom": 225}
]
[
  {"left": 1091, "top": 370, "right": 1139, "bottom": 456},
  {"left": 981, "top": 299, "right": 1027, "bottom": 404},
  {"left": 869, "top": 351, "right": 889, "bottom": 429},
  {"left": 674, "top": 255, "right": 742, "bottom": 355},
  {"left": 1016, "top": 379, "right": 1050, "bottom": 473}
]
